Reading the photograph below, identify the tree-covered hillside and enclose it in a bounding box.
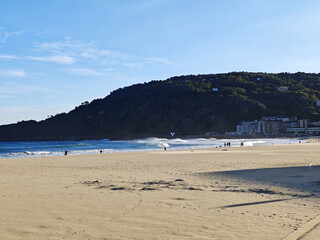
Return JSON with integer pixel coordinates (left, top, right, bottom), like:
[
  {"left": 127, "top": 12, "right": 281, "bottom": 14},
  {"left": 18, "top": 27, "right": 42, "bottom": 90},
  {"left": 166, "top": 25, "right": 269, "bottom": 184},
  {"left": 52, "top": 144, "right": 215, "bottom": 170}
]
[{"left": 1, "top": 72, "right": 320, "bottom": 140}]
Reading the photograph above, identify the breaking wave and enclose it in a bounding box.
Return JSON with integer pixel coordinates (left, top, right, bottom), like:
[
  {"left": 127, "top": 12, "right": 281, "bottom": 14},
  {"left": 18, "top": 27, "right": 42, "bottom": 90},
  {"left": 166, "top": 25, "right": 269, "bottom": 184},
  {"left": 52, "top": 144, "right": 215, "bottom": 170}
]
[{"left": 0, "top": 137, "right": 307, "bottom": 158}]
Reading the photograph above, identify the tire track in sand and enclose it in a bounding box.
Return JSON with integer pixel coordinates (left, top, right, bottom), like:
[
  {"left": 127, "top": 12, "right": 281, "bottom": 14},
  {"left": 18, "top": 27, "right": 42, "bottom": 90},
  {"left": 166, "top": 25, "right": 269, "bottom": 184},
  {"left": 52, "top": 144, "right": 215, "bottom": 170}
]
[{"left": 282, "top": 215, "right": 320, "bottom": 240}]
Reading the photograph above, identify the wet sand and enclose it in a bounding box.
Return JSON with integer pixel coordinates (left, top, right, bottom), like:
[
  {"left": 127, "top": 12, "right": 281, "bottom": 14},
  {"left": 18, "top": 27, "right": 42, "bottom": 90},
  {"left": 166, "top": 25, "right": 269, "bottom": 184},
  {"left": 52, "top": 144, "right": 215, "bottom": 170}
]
[{"left": 0, "top": 143, "right": 319, "bottom": 239}]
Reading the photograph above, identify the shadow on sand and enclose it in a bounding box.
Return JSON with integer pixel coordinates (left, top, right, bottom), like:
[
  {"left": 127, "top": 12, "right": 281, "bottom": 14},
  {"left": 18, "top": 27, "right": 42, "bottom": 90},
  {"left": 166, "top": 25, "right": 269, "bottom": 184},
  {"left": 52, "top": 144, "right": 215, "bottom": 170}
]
[
  {"left": 200, "top": 165, "right": 320, "bottom": 208},
  {"left": 218, "top": 194, "right": 314, "bottom": 209}
]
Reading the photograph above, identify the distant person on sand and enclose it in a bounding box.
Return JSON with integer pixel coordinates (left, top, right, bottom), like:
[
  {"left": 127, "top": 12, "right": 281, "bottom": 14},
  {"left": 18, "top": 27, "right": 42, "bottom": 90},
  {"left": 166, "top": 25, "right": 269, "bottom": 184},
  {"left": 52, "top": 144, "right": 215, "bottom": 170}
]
[
  {"left": 100, "top": 150, "right": 103, "bottom": 154},
  {"left": 64, "top": 151, "right": 68, "bottom": 155}
]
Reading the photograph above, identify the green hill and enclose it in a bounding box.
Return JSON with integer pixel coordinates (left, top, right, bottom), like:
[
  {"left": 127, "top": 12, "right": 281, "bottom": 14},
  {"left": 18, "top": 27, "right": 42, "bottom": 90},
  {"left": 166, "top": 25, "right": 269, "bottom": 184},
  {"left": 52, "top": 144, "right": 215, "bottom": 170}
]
[{"left": 1, "top": 72, "right": 320, "bottom": 140}]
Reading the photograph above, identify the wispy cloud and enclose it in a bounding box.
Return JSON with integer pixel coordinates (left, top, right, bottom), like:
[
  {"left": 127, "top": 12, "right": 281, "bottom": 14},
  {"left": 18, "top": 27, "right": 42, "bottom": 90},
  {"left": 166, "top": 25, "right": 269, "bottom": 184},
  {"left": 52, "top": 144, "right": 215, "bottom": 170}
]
[
  {"left": 144, "top": 57, "right": 178, "bottom": 66},
  {"left": 34, "top": 38, "right": 134, "bottom": 65},
  {"left": 0, "top": 28, "right": 24, "bottom": 43},
  {"left": 0, "top": 54, "right": 19, "bottom": 60},
  {"left": 0, "top": 83, "right": 56, "bottom": 95},
  {"left": 123, "top": 62, "right": 144, "bottom": 68},
  {"left": 124, "top": 57, "right": 179, "bottom": 68},
  {"left": 0, "top": 52, "right": 75, "bottom": 65},
  {"left": 0, "top": 105, "right": 42, "bottom": 113},
  {"left": 82, "top": 48, "right": 134, "bottom": 60},
  {"left": 26, "top": 55, "right": 75, "bottom": 64},
  {"left": 0, "top": 34, "right": 179, "bottom": 73},
  {"left": 0, "top": 69, "right": 27, "bottom": 78},
  {"left": 36, "top": 38, "right": 91, "bottom": 53},
  {"left": 0, "top": 95, "right": 15, "bottom": 100},
  {"left": 64, "top": 67, "right": 114, "bottom": 76}
]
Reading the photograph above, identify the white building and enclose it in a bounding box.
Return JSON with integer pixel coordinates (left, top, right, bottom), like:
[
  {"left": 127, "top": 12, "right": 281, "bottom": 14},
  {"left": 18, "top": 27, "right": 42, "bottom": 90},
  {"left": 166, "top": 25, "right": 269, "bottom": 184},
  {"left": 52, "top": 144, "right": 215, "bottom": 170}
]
[{"left": 236, "top": 120, "right": 265, "bottom": 135}]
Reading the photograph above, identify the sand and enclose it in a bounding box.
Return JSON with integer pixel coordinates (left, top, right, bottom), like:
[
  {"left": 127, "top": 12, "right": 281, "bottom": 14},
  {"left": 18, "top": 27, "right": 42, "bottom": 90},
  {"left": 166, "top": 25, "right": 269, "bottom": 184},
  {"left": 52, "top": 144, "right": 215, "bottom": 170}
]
[{"left": 0, "top": 143, "right": 319, "bottom": 240}]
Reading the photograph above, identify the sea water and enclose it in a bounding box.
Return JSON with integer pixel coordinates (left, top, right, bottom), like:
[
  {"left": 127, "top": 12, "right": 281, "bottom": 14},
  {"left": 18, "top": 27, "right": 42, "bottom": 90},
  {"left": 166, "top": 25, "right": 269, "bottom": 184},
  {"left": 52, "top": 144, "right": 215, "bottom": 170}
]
[{"left": 0, "top": 138, "right": 307, "bottom": 158}]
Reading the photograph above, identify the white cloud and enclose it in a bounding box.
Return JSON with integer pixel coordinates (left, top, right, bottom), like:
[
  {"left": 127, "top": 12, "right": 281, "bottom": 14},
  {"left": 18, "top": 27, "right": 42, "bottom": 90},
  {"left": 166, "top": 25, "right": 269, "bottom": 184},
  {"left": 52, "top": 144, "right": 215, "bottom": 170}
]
[
  {"left": 123, "top": 62, "right": 144, "bottom": 68},
  {"left": 0, "top": 29, "right": 24, "bottom": 43},
  {"left": 36, "top": 38, "right": 91, "bottom": 53},
  {"left": 144, "top": 57, "right": 178, "bottom": 66},
  {"left": 26, "top": 55, "right": 75, "bottom": 64},
  {"left": 82, "top": 49, "right": 134, "bottom": 60},
  {"left": 64, "top": 67, "right": 114, "bottom": 76},
  {"left": 0, "top": 106, "right": 40, "bottom": 113},
  {"left": 124, "top": 57, "right": 179, "bottom": 68},
  {"left": 0, "top": 34, "right": 179, "bottom": 74},
  {"left": 22, "top": 85, "right": 56, "bottom": 94},
  {"left": 34, "top": 38, "right": 134, "bottom": 65},
  {"left": 0, "top": 70, "right": 27, "bottom": 77},
  {"left": 0, "top": 54, "right": 18, "bottom": 59},
  {"left": 0, "top": 95, "right": 14, "bottom": 100},
  {"left": 0, "top": 83, "right": 57, "bottom": 97}
]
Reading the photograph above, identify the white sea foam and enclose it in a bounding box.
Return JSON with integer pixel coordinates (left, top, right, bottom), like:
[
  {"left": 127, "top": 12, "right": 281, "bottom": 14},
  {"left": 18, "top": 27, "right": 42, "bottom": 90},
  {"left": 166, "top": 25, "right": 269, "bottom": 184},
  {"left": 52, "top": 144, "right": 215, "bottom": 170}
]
[
  {"left": 158, "top": 142, "right": 169, "bottom": 148},
  {"left": 32, "top": 151, "right": 51, "bottom": 155},
  {"left": 168, "top": 138, "right": 188, "bottom": 143},
  {"left": 0, "top": 138, "right": 308, "bottom": 158},
  {"left": 134, "top": 137, "right": 168, "bottom": 145},
  {"left": 243, "top": 140, "right": 266, "bottom": 146}
]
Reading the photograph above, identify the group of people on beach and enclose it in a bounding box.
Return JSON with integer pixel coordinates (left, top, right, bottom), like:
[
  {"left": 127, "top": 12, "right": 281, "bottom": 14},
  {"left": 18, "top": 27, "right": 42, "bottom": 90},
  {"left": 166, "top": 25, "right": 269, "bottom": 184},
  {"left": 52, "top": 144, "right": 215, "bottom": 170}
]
[{"left": 224, "top": 142, "right": 232, "bottom": 147}]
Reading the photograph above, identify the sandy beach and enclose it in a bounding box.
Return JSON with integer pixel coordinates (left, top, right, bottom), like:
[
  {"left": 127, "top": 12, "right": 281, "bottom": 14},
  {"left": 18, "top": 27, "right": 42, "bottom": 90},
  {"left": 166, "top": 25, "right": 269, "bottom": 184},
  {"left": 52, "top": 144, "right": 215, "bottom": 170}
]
[{"left": 0, "top": 143, "right": 319, "bottom": 239}]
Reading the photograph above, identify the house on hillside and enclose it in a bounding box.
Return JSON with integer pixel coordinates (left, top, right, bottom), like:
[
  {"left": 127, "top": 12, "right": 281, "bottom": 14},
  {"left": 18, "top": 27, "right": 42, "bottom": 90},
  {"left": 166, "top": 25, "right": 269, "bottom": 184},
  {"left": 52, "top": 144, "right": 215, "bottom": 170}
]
[{"left": 276, "top": 86, "right": 288, "bottom": 92}]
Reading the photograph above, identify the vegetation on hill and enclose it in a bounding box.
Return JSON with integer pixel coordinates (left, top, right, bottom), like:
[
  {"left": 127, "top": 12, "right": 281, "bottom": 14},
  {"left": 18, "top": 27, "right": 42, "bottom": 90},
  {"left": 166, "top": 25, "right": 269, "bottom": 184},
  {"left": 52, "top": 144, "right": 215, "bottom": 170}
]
[{"left": 1, "top": 72, "right": 320, "bottom": 140}]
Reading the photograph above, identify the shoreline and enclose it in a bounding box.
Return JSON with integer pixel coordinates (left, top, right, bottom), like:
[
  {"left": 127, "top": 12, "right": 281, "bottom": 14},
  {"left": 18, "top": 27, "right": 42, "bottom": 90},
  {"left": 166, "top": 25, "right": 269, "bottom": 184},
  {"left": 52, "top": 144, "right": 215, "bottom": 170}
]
[{"left": 0, "top": 137, "right": 309, "bottom": 159}]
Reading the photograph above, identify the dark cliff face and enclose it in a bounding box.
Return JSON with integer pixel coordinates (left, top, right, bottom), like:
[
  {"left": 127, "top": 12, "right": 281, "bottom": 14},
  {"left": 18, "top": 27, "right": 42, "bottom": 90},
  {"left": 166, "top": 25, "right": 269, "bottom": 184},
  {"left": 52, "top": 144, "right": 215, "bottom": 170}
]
[{"left": 1, "top": 72, "right": 320, "bottom": 141}]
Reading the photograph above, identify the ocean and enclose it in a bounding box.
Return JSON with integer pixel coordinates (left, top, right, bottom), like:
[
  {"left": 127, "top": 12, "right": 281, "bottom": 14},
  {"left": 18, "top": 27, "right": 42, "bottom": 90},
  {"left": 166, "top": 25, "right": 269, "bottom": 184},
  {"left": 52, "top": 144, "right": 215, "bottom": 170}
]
[{"left": 0, "top": 138, "right": 307, "bottom": 158}]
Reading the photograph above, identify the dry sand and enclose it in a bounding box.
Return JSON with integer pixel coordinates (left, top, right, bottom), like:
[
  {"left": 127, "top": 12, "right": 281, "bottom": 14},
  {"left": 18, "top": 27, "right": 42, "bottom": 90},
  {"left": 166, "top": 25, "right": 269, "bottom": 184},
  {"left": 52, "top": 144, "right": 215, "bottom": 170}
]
[{"left": 0, "top": 143, "right": 319, "bottom": 240}]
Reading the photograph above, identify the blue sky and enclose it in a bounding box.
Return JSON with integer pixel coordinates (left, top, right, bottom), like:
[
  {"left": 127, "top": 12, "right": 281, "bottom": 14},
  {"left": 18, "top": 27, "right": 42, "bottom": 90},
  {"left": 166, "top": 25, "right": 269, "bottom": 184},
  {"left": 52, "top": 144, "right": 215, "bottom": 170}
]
[{"left": 1, "top": 0, "right": 320, "bottom": 125}]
